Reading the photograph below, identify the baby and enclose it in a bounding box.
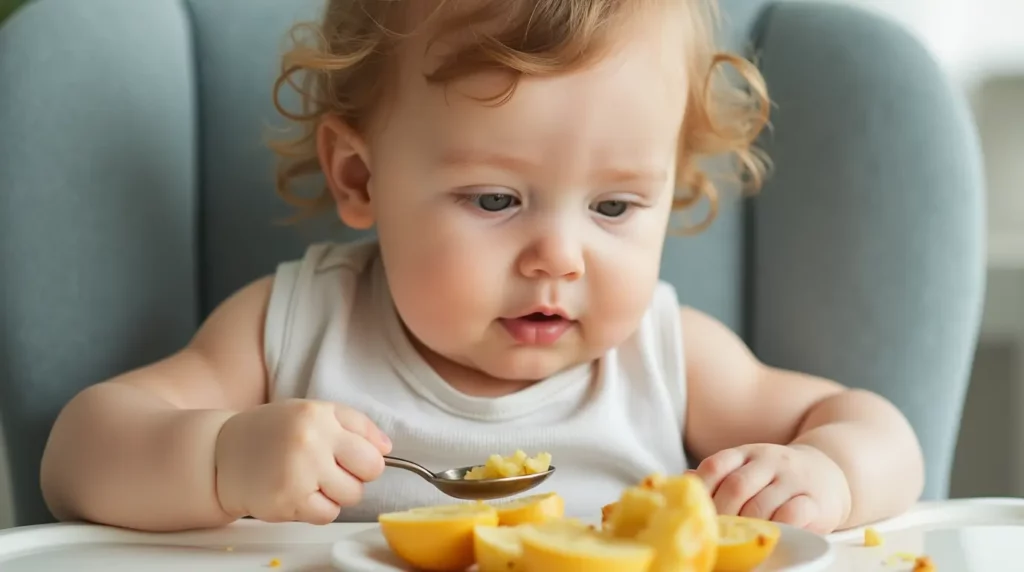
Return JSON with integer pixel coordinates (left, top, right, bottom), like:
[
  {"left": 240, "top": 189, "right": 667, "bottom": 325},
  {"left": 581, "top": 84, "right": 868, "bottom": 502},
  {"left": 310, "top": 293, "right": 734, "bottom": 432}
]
[{"left": 40, "top": 0, "right": 923, "bottom": 534}]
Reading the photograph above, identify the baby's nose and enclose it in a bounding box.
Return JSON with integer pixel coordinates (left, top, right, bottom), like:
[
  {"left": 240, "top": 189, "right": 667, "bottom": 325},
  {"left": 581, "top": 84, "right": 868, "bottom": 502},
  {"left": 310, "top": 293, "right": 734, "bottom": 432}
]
[{"left": 517, "top": 231, "right": 585, "bottom": 280}]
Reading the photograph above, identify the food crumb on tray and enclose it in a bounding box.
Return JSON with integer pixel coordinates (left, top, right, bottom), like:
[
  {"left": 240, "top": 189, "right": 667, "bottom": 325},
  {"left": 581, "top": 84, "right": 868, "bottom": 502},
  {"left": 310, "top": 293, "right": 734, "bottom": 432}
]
[
  {"left": 912, "top": 555, "right": 936, "bottom": 572},
  {"left": 863, "top": 526, "right": 883, "bottom": 547},
  {"left": 880, "top": 551, "right": 935, "bottom": 570}
]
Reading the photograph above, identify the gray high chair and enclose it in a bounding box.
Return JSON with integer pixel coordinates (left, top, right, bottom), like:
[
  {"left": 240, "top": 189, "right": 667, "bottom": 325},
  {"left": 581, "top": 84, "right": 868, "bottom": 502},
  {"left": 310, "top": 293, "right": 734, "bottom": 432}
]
[{"left": 0, "top": 0, "right": 985, "bottom": 526}]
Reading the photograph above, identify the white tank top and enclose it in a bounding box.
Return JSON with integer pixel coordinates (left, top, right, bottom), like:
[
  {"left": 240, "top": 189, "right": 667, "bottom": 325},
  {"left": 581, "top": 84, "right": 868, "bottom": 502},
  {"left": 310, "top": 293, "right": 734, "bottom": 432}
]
[{"left": 264, "top": 241, "right": 689, "bottom": 522}]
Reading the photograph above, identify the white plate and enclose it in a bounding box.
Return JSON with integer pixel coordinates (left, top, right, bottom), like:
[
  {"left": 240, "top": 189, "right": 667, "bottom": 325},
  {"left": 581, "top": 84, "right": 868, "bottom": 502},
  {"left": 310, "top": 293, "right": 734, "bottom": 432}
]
[{"left": 331, "top": 524, "right": 834, "bottom": 571}]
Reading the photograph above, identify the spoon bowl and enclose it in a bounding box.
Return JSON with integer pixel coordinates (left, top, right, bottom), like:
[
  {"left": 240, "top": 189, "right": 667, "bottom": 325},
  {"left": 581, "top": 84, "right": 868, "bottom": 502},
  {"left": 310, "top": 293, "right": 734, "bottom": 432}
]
[{"left": 384, "top": 456, "right": 555, "bottom": 501}]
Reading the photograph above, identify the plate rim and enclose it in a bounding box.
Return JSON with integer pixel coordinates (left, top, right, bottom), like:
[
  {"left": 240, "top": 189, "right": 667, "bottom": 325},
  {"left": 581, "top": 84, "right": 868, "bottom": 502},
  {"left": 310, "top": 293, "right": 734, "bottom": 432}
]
[{"left": 331, "top": 521, "right": 835, "bottom": 572}]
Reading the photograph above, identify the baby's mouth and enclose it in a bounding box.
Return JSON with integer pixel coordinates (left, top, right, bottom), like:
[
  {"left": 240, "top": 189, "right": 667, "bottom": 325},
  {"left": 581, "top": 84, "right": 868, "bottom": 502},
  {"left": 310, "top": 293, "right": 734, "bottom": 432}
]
[
  {"left": 499, "top": 312, "right": 574, "bottom": 345},
  {"left": 521, "top": 312, "right": 564, "bottom": 322}
]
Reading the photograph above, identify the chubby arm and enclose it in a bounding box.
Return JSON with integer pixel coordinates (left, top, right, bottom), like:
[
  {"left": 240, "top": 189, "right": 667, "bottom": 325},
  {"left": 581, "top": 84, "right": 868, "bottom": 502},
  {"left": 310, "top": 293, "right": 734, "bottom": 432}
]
[
  {"left": 681, "top": 307, "right": 924, "bottom": 529},
  {"left": 40, "top": 277, "right": 273, "bottom": 531}
]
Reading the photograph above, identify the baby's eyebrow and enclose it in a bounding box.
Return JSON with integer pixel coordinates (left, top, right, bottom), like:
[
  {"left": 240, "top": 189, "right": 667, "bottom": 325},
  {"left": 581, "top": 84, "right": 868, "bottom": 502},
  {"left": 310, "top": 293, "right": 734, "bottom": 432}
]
[
  {"left": 439, "top": 149, "right": 667, "bottom": 185},
  {"left": 439, "top": 149, "right": 536, "bottom": 173},
  {"left": 595, "top": 166, "right": 669, "bottom": 186}
]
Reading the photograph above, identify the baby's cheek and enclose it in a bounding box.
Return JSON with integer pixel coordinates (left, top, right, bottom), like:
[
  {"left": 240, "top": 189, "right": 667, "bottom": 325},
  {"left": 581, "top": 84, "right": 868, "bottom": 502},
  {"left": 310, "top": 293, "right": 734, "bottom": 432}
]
[
  {"left": 387, "top": 241, "right": 504, "bottom": 345},
  {"left": 587, "top": 297, "right": 651, "bottom": 352},
  {"left": 586, "top": 258, "right": 660, "bottom": 347}
]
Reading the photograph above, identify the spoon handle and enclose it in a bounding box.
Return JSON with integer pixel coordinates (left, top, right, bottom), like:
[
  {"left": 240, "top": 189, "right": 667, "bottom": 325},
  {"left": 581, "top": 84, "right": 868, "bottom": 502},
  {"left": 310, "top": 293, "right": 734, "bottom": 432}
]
[{"left": 384, "top": 455, "right": 436, "bottom": 482}]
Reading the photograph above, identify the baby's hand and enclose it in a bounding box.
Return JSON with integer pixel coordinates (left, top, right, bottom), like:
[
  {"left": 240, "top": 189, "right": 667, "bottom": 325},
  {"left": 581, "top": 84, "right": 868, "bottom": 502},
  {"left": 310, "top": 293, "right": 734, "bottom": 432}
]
[
  {"left": 692, "top": 443, "right": 851, "bottom": 534},
  {"left": 213, "top": 399, "right": 391, "bottom": 525}
]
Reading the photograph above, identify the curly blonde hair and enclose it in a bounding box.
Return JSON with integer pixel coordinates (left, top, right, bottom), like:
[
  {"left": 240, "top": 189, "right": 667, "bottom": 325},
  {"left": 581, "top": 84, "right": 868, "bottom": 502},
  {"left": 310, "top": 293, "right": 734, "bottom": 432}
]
[{"left": 271, "top": 0, "right": 770, "bottom": 233}]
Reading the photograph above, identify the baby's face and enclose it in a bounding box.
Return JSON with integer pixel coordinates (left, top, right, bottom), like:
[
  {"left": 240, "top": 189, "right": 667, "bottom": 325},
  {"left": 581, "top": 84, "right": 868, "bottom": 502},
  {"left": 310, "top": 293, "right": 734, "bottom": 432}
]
[{"left": 362, "top": 16, "right": 687, "bottom": 384}]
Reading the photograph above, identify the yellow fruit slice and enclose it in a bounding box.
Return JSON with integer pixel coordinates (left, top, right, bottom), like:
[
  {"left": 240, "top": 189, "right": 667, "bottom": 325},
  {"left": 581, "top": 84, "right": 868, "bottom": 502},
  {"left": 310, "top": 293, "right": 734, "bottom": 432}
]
[
  {"left": 464, "top": 450, "right": 553, "bottom": 480},
  {"left": 604, "top": 487, "right": 666, "bottom": 538},
  {"left": 474, "top": 524, "right": 524, "bottom": 572},
  {"left": 601, "top": 501, "right": 617, "bottom": 528},
  {"left": 639, "top": 473, "right": 668, "bottom": 490},
  {"left": 636, "top": 474, "right": 719, "bottom": 572},
  {"left": 492, "top": 492, "right": 565, "bottom": 526},
  {"left": 714, "top": 515, "right": 782, "bottom": 572},
  {"left": 519, "top": 519, "right": 654, "bottom": 572},
  {"left": 378, "top": 502, "right": 499, "bottom": 572}
]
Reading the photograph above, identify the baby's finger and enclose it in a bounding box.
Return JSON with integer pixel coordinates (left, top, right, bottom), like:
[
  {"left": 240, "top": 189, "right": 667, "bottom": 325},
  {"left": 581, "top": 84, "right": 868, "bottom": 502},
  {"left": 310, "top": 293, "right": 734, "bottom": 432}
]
[
  {"left": 333, "top": 430, "right": 386, "bottom": 482},
  {"left": 712, "top": 461, "right": 775, "bottom": 516},
  {"left": 295, "top": 491, "right": 342, "bottom": 525},
  {"left": 739, "top": 482, "right": 795, "bottom": 521},
  {"left": 333, "top": 404, "right": 392, "bottom": 454},
  {"left": 694, "top": 448, "right": 748, "bottom": 495},
  {"left": 772, "top": 494, "right": 817, "bottom": 530},
  {"left": 318, "top": 464, "right": 364, "bottom": 509}
]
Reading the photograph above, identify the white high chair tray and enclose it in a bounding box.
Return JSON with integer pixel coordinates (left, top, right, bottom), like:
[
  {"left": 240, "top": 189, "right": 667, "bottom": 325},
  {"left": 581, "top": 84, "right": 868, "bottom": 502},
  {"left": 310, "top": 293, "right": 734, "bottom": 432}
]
[
  {"left": 829, "top": 498, "right": 1024, "bottom": 571},
  {"left": 1, "top": 498, "right": 1023, "bottom": 571},
  {"left": 0, "top": 520, "right": 369, "bottom": 571}
]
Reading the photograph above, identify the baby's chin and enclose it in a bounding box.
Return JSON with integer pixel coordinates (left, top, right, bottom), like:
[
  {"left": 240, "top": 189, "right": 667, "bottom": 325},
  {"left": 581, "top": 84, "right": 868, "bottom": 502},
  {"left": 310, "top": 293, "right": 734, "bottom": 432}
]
[
  {"left": 410, "top": 330, "right": 602, "bottom": 387},
  {"left": 474, "top": 348, "right": 595, "bottom": 384}
]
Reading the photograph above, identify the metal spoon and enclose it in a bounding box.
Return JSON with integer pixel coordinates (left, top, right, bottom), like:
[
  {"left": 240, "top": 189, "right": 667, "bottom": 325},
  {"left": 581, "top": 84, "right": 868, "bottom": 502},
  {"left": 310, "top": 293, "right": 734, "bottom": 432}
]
[{"left": 384, "top": 455, "right": 555, "bottom": 501}]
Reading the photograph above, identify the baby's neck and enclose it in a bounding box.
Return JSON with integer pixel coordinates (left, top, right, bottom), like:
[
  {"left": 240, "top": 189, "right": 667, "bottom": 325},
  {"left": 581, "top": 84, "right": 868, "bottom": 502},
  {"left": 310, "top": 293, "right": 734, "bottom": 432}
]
[
  {"left": 410, "top": 337, "right": 541, "bottom": 398},
  {"left": 435, "top": 360, "right": 539, "bottom": 397}
]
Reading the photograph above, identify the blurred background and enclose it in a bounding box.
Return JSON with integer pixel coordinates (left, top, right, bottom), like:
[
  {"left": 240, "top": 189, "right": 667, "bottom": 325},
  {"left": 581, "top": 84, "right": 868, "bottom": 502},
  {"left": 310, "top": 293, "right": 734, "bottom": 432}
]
[
  {"left": 0, "top": 0, "right": 1023, "bottom": 529},
  {"left": 804, "top": 0, "right": 1024, "bottom": 505},
  {"left": 0, "top": 0, "right": 17, "bottom": 24}
]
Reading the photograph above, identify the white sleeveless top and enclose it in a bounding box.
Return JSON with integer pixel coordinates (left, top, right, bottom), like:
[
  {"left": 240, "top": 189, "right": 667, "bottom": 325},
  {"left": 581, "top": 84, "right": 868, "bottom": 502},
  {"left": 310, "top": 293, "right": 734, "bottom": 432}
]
[{"left": 264, "top": 241, "right": 689, "bottom": 522}]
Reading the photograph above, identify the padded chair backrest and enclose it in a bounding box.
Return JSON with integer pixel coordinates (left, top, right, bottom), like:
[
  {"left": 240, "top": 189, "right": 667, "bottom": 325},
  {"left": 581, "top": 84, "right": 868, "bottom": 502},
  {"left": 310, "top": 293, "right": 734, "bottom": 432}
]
[{"left": 0, "top": 0, "right": 985, "bottom": 526}]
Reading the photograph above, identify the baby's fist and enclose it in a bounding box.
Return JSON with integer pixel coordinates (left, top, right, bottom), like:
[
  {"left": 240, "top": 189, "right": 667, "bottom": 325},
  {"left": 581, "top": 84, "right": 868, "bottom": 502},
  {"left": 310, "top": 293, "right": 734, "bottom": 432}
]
[
  {"left": 693, "top": 443, "right": 850, "bottom": 534},
  {"left": 214, "top": 399, "right": 391, "bottom": 525}
]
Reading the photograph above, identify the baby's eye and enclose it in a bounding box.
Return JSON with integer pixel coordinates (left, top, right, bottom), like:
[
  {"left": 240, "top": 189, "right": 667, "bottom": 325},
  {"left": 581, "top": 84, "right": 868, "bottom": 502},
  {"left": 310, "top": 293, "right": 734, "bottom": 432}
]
[
  {"left": 474, "top": 194, "right": 520, "bottom": 212},
  {"left": 592, "top": 200, "right": 629, "bottom": 218}
]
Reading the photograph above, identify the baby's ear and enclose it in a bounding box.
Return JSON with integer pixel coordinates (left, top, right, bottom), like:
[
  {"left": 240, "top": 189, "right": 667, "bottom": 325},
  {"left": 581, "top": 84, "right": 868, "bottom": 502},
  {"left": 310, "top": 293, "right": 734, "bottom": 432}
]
[{"left": 317, "top": 115, "right": 374, "bottom": 229}]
